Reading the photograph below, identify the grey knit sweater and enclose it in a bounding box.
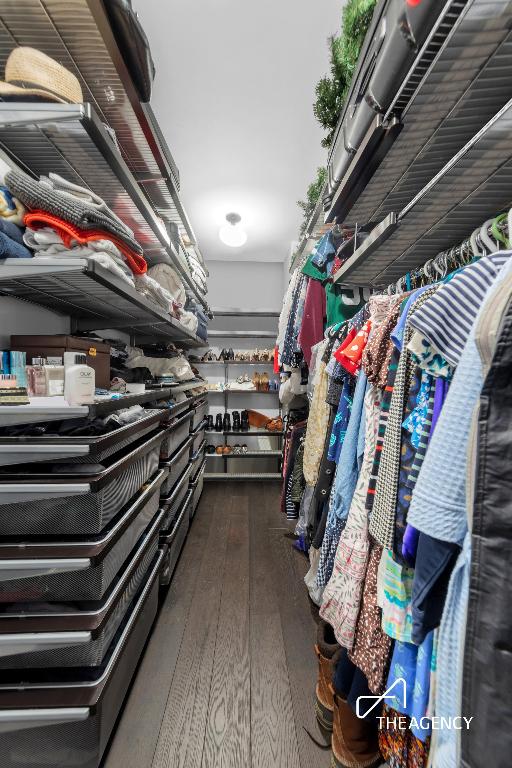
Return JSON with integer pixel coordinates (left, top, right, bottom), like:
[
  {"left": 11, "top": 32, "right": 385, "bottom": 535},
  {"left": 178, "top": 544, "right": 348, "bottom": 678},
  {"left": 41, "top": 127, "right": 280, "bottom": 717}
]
[{"left": 6, "top": 169, "right": 142, "bottom": 254}]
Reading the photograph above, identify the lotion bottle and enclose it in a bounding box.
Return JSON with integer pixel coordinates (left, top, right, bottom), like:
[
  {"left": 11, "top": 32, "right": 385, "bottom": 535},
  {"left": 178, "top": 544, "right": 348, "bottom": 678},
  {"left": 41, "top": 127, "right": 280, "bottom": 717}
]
[{"left": 64, "top": 353, "right": 95, "bottom": 405}]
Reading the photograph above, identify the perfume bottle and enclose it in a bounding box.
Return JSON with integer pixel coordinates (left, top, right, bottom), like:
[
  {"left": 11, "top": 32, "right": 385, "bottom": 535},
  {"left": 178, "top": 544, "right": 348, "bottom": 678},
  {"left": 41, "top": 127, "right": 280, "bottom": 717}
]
[
  {"left": 26, "top": 358, "right": 47, "bottom": 397},
  {"left": 44, "top": 358, "right": 65, "bottom": 397}
]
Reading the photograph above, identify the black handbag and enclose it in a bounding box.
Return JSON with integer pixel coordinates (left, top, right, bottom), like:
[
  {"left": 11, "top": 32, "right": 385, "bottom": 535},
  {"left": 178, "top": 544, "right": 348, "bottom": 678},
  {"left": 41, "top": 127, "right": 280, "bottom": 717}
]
[{"left": 103, "top": 0, "right": 156, "bottom": 102}]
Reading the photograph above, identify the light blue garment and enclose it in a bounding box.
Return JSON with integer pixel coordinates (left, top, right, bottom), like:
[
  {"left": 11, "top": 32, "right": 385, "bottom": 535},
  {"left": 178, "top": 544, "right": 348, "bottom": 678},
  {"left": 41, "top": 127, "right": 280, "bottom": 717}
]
[
  {"left": 408, "top": 256, "right": 512, "bottom": 768},
  {"left": 316, "top": 369, "right": 367, "bottom": 589},
  {"left": 386, "top": 631, "right": 434, "bottom": 742},
  {"left": 391, "top": 285, "right": 431, "bottom": 350}
]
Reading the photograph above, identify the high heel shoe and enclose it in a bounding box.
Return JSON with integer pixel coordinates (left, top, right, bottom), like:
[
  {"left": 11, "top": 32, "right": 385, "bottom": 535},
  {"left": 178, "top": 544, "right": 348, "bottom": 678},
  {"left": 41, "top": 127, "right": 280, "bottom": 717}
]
[
  {"left": 252, "top": 372, "right": 261, "bottom": 391},
  {"left": 260, "top": 372, "right": 270, "bottom": 391},
  {"left": 206, "top": 414, "right": 214, "bottom": 431},
  {"left": 223, "top": 412, "right": 231, "bottom": 432},
  {"left": 228, "top": 348, "right": 234, "bottom": 360},
  {"left": 215, "top": 413, "right": 223, "bottom": 432}
]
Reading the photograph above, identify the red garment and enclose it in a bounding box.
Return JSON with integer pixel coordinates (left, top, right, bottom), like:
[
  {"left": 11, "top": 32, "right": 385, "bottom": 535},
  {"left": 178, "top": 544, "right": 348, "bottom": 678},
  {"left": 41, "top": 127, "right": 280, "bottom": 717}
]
[
  {"left": 24, "top": 211, "right": 147, "bottom": 275},
  {"left": 273, "top": 345, "right": 280, "bottom": 373},
  {"left": 334, "top": 320, "right": 371, "bottom": 375},
  {"left": 298, "top": 277, "right": 326, "bottom": 367}
]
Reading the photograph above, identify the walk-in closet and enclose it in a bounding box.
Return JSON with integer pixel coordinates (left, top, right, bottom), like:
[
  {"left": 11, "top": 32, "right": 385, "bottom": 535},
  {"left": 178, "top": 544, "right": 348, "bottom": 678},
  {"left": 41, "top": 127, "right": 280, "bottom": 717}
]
[{"left": 0, "top": 2, "right": 510, "bottom": 767}]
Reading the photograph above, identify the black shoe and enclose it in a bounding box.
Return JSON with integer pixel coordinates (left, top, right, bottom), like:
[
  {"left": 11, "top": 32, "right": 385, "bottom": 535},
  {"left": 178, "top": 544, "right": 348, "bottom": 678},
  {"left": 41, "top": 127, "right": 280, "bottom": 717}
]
[
  {"left": 206, "top": 444, "right": 215, "bottom": 454},
  {"left": 223, "top": 412, "right": 231, "bottom": 432},
  {"left": 232, "top": 410, "right": 241, "bottom": 431},
  {"left": 228, "top": 347, "right": 234, "bottom": 360},
  {"left": 215, "top": 414, "right": 223, "bottom": 432},
  {"left": 241, "top": 410, "right": 249, "bottom": 431},
  {"left": 206, "top": 414, "right": 214, "bottom": 431},
  {"left": 218, "top": 349, "right": 228, "bottom": 361}
]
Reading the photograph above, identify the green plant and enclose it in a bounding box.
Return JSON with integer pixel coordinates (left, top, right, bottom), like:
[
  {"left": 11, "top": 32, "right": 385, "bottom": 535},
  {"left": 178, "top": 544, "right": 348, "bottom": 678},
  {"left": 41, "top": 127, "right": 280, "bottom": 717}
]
[
  {"left": 297, "top": 166, "right": 327, "bottom": 240},
  {"left": 314, "top": 0, "right": 377, "bottom": 148}
]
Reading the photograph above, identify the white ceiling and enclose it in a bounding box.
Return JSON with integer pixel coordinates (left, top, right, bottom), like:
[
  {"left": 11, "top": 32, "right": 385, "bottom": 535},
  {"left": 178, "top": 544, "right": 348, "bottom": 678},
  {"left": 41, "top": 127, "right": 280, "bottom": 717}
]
[{"left": 136, "top": 0, "right": 342, "bottom": 263}]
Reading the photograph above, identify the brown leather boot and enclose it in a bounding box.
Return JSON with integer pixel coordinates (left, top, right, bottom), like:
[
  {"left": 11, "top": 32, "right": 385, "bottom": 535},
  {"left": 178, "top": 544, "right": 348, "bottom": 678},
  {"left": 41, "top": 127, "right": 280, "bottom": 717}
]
[
  {"left": 331, "top": 689, "right": 382, "bottom": 768},
  {"left": 315, "top": 620, "right": 340, "bottom": 734}
]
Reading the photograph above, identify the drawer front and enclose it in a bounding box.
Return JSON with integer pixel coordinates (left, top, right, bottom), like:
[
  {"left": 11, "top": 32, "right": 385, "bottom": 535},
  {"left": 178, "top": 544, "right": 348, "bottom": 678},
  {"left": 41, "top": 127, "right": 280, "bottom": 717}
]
[
  {"left": 191, "top": 427, "right": 205, "bottom": 456},
  {"left": 0, "top": 432, "right": 167, "bottom": 537},
  {"left": 0, "top": 476, "right": 164, "bottom": 603},
  {"left": 165, "top": 490, "right": 192, "bottom": 580},
  {"left": 0, "top": 553, "right": 163, "bottom": 768},
  {"left": 190, "top": 461, "right": 206, "bottom": 520},
  {"left": 160, "top": 463, "right": 192, "bottom": 533},
  {"left": 191, "top": 399, "right": 208, "bottom": 431},
  {"left": 160, "top": 411, "right": 192, "bottom": 461},
  {"left": 159, "top": 436, "right": 193, "bottom": 497}
]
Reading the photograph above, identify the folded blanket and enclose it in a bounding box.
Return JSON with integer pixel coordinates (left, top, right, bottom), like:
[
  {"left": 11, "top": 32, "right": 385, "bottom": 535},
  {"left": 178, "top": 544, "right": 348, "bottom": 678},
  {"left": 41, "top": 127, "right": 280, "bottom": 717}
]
[
  {"left": 6, "top": 169, "right": 142, "bottom": 254},
  {"left": 40, "top": 173, "right": 128, "bottom": 231},
  {"left": 0, "top": 230, "right": 32, "bottom": 259},
  {"left": 24, "top": 211, "right": 147, "bottom": 274},
  {"left": 147, "top": 263, "right": 186, "bottom": 305}
]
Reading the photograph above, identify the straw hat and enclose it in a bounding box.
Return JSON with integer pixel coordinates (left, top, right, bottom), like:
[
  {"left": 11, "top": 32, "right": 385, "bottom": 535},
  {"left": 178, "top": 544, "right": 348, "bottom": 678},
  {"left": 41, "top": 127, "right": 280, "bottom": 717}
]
[{"left": 0, "top": 47, "right": 83, "bottom": 104}]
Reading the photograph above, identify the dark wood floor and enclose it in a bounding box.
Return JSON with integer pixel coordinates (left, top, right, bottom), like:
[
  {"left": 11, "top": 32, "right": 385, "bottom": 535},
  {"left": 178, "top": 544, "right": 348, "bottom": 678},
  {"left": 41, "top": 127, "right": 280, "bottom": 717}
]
[{"left": 103, "top": 482, "right": 328, "bottom": 768}]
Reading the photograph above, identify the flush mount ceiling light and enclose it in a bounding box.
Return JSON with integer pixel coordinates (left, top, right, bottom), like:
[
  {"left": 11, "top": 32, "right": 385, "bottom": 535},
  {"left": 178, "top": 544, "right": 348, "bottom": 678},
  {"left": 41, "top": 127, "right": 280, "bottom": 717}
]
[{"left": 219, "top": 212, "right": 247, "bottom": 248}]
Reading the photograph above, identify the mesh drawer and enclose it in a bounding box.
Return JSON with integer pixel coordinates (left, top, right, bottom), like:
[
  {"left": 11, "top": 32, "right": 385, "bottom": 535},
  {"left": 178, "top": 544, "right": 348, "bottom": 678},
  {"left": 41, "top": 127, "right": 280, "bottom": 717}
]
[
  {"left": 0, "top": 410, "right": 165, "bottom": 467},
  {"left": 0, "top": 430, "right": 168, "bottom": 537},
  {"left": 0, "top": 470, "right": 166, "bottom": 603},
  {"left": 160, "top": 490, "right": 191, "bottom": 586},
  {"left": 189, "top": 441, "right": 205, "bottom": 482},
  {"left": 160, "top": 463, "right": 192, "bottom": 533},
  {"left": 191, "top": 462, "right": 206, "bottom": 520},
  {"left": 0, "top": 553, "right": 162, "bottom": 768},
  {"left": 191, "top": 427, "right": 205, "bottom": 456},
  {"left": 160, "top": 411, "right": 192, "bottom": 460},
  {"left": 159, "top": 436, "right": 193, "bottom": 497},
  {"left": 191, "top": 399, "right": 208, "bottom": 431},
  {"left": 0, "top": 524, "right": 159, "bottom": 669}
]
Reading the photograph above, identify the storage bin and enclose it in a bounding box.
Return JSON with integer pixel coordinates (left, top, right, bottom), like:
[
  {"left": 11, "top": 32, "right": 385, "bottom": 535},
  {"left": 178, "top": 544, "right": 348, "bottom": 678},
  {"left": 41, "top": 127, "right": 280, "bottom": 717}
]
[
  {"left": 159, "top": 489, "right": 192, "bottom": 587},
  {"left": 0, "top": 469, "right": 167, "bottom": 604},
  {"left": 191, "top": 397, "right": 208, "bottom": 431},
  {"left": 190, "top": 460, "right": 206, "bottom": 520},
  {"left": 159, "top": 434, "right": 193, "bottom": 497},
  {"left": 0, "top": 409, "right": 166, "bottom": 467},
  {"left": 189, "top": 440, "right": 205, "bottom": 482},
  {"left": 0, "top": 550, "right": 163, "bottom": 768},
  {"left": 160, "top": 410, "right": 192, "bottom": 460},
  {"left": 0, "top": 429, "right": 169, "bottom": 537},
  {"left": 160, "top": 462, "right": 193, "bottom": 533},
  {"left": 0, "top": 505, "right": 165, "bottom": 669}
]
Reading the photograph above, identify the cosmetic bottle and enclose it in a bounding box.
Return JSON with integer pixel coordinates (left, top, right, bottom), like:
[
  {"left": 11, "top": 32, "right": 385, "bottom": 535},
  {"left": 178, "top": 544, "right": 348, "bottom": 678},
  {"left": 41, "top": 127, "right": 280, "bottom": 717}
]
[
  {"left": 64, "top": 353, "right": 95, "bottom": 405},
  {"left": 44, "top": 357, "right": 65, "bottom": 397},
  {"left": 26, "top": 358, "right": 47, "bottom": 397}
]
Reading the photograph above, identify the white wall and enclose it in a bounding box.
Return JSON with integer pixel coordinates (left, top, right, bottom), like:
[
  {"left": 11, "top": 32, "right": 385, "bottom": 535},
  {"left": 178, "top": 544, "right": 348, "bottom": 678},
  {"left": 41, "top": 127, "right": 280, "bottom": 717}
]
[
  {"left": 206, "top": 260, "right": 285, "bottom": 311},
  {"left": 0, "top": 298, "right": 70, "bottom": 348}
]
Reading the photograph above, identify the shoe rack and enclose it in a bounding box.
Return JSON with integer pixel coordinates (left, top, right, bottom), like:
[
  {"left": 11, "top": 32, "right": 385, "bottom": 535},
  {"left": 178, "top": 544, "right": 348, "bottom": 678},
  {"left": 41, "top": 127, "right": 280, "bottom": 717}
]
[{"left": 196, "top": 358, "right": 283, "bottom": 481}]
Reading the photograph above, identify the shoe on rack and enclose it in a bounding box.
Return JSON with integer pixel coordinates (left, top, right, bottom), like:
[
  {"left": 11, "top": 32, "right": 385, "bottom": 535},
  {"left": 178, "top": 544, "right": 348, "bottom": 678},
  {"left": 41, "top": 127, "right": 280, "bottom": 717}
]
[
  {"left": 223, "top": 445, "right": 232, "bottom": 455},
  {"left": 223, "top": 412, "right": 231, "bottom": 432},
  {"left": 266, "top": 416, "right": 283, "bottom": 432},
  {"left": 241, "top": 410, "right": 250, "bottom": 431},
  {"left": 232, "top": 410, "right": 241, "bottom": 431},
  {"left": 233, "top": 444, "right": 241, "bottom": 454},
  {"left": 241, "top": 444, "right": 248, "bottom": 454},
  {"left": 260, "top": 372, "right": 270, "bottom": 391},
  {"left": 206, "top": 444, "right": 216, "bottom": 454},
  {"left": 228, "top": 348, "right": 234, "bottom": 360},
  {"left": 215, "top": 413, "right": 223, "bottom": 432},
  {"left": 206, "top": 414, "right": 214, "bottom": 431},
  {"left": 215, "top": 445, "right": 224, "bottom": 455},
  {"left": 252, "top": 372, "right": 261, "bottom": 391},
  {"left": 246, "top": 409, "right": 270, "bottom": 429}
]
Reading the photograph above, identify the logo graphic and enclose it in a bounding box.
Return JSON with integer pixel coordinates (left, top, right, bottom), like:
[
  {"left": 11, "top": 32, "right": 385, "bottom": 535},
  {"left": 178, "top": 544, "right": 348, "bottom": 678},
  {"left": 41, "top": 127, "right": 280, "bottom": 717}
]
[{"left": 356, "top": 678, "right": 406, "bottom": 719}]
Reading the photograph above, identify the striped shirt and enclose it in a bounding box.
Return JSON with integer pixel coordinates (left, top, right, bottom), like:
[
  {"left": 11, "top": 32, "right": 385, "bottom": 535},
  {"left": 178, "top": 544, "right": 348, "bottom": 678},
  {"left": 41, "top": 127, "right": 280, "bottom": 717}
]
[{"left": 408, "top": 252, "right": 510, "bottom": 367}]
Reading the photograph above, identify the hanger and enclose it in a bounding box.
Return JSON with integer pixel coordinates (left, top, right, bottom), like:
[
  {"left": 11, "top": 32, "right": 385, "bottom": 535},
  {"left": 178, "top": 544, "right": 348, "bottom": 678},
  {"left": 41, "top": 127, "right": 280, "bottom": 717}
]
[
  {"left": 480, "top": 218, "right": 499, "bottom": 253},
  {"left": 491, "top": 213, "right": 510, "bottom": 249}
]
